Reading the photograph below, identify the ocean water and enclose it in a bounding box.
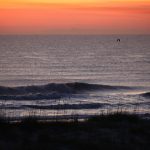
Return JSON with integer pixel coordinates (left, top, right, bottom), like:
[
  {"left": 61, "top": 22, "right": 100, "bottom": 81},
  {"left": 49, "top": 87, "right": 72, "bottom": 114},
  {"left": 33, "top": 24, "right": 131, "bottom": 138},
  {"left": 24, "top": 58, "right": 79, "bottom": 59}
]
[{"left": 0, "top": 35, "right": 150, "bottom": 119}]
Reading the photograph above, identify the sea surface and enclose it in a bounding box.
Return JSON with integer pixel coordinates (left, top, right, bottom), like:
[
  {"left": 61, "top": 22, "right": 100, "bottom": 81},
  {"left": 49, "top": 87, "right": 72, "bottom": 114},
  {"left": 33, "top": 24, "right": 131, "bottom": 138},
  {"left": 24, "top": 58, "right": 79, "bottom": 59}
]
[{"left": 0, "top": 35, "right": 150, "bottom": 120}]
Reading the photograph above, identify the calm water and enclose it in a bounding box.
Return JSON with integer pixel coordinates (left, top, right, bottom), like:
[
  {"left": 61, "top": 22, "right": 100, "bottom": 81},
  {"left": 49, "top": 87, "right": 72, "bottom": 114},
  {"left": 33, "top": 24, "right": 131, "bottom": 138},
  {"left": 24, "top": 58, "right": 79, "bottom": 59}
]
[{"left": 0, "top": 35, "right": 150, "bottom": 119}]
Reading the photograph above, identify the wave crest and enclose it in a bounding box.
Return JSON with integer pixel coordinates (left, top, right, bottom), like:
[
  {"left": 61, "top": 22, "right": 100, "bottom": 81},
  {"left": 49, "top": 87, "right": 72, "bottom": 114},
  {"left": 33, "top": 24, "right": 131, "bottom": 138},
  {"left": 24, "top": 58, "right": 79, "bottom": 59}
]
[
  {"left": 141, "top": 92, "right": 150, "bottom": 98},
  {"left": 0, "top": 82, "right": 131, "bottom": 100}
]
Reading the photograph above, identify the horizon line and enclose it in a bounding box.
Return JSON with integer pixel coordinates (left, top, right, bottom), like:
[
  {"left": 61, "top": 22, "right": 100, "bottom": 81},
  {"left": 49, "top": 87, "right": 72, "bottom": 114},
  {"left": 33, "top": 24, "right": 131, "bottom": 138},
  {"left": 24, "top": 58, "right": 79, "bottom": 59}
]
[{"left": 0, "top": 33, "right": 150, "bottom": 36}]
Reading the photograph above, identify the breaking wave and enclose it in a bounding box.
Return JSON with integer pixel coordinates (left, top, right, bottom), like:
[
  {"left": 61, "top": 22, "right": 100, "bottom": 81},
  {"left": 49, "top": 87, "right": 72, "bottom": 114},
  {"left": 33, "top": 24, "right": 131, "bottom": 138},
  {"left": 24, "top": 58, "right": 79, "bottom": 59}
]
[
  {"left": 0, "top": 82, "right": 132, "bottom": 100},
  {"left": 2, "top": 103, "right": 108, "bottom": 110},
  {"left": 141, "top": 92, "right": 150, "bottom": 98}
]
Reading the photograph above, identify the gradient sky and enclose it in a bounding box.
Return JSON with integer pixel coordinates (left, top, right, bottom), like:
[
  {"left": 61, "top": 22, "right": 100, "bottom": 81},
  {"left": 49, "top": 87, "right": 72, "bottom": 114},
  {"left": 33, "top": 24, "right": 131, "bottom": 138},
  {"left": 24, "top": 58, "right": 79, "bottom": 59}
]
[{"left": 0, "top": 0, "right": 150, "bottom": 34}]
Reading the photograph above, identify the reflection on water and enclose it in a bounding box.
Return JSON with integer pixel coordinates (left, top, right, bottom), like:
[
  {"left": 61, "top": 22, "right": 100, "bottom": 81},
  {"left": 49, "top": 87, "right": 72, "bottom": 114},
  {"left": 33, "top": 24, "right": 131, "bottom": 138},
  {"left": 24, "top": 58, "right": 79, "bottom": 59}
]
[{"left": 0, "top": 35, "right": 150, "bottom": 120}]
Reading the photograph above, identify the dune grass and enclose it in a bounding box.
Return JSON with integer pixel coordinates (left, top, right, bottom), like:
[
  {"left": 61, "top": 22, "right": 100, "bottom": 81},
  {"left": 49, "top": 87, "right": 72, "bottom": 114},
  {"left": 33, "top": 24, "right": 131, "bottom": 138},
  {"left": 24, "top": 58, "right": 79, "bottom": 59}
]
[{"left": 0, "top": 112, "right": 150, "bottom": 150}]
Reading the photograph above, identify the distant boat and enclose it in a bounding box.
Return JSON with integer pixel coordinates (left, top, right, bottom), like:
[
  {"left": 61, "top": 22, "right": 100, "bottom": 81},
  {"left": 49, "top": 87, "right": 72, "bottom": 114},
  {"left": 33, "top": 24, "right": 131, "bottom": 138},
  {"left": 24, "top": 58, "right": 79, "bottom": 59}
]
[{"left": 117, "top": 39, "right": 120, "bottom": 42}]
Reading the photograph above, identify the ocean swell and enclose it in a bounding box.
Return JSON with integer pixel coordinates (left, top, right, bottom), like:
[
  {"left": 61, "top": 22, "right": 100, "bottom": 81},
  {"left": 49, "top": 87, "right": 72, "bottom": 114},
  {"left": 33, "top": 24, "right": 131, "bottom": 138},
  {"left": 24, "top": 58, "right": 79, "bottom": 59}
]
[{"left": 0, "top": 82, "right": 131, "bottom": 100}]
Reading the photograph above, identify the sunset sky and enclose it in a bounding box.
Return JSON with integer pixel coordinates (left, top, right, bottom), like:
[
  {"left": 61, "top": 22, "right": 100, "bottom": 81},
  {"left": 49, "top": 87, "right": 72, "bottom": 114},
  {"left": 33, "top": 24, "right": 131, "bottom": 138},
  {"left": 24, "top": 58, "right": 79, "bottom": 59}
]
[{"left": 0, "top": 0, "right": 150, "bottom": 34}]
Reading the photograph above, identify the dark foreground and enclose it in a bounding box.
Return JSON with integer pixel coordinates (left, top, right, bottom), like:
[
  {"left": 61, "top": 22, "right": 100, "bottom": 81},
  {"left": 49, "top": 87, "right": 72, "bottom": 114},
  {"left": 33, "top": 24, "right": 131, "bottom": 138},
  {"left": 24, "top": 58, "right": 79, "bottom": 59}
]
[{"left": 0, "top": 114, "right": 150, "bottom": 150}]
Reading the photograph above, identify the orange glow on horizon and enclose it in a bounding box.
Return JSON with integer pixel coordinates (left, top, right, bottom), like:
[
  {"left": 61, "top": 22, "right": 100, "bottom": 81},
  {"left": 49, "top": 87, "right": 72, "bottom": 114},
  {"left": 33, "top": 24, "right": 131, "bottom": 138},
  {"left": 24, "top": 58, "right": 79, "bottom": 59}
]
[{"left": 0, "top": 0, "right": 150, "bottom": 34}]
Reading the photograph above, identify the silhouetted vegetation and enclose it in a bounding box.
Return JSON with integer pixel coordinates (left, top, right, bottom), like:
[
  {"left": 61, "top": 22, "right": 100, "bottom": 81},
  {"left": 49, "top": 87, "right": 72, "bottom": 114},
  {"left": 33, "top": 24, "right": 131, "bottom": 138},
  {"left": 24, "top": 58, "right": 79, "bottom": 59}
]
[{"left": 0, "top": 113, "right": 150, "bottom": 150}]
